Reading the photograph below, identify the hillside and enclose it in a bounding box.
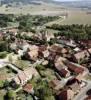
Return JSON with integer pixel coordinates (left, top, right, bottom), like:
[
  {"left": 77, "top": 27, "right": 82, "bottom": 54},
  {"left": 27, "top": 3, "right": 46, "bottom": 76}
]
[{"left": 0, "top": 0, "right": 91, "bottom": 9}]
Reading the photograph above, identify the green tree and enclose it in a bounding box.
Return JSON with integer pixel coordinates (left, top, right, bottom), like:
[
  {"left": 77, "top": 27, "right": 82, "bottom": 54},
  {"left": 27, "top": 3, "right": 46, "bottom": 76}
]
[
  {"left": 6, "top": 90, "right": 16, "bottom": 100},
  {"left": 0, "top": 80, "right": 4, "bottom": 88}
]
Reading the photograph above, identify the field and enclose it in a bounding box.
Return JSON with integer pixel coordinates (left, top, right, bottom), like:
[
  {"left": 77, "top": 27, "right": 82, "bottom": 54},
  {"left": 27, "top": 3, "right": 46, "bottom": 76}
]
[
  {"left": 45, "top": 10, "right": 91, "bottom": 26},
  {"left": 0, "top": 3, "right": 65, "bottom": 15},
  {"left": 0, "top": 3, "right": 91, "bottom": 25},
  {"left": 59, "top": 10, "right": 91, "bottom": 25}
]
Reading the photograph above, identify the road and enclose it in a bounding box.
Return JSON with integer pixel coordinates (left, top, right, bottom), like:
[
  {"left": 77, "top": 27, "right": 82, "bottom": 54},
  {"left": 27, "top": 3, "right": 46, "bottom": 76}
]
[
  {"left": 0, "top": 59, "right": 21, "bottom": 73},
  {"left": 74, "top": 80, "right": 91, "bottom": 100},
  {"left": 0, "top": 58, "right": 44, "bottom": 72}
]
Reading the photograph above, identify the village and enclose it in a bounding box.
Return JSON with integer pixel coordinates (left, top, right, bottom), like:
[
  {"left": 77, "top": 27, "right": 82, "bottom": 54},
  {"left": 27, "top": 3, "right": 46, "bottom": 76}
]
[{"left": 0, "top": 26, "right": 91, "bottom": 100}]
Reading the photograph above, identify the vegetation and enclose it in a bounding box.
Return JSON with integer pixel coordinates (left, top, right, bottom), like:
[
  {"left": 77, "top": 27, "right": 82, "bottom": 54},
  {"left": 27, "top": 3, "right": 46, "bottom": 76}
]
[
  {"left": 0, "top": 41, "right": 8, "bottom": 52},
  {"left": 34, "top": 79, "right": 55, "bottom": 100},
  {"left": 0, "top": 51, "right": 8, "bottom": 59},
  {"left": 14, "top": 59, "right": 30, "bottom": 70},
  {"left": 6, "top": 90, "right": 16, "bottom": 100},
  {"left": 18, "top": 15, "right": 59, "bottom": 32},
  {"left": 0, "top": 80, "right": 5, "bottom": 88},
  {"left": 0, "top": 14, "right": 15, "bottom": 27},
  {"left": 47, "top": 24, "right": 91, "bottom": 40}
]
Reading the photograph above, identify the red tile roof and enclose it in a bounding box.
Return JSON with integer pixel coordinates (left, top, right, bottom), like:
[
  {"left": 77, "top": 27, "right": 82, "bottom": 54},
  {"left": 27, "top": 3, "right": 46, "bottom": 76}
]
[
  {"left": 56, "top": 90, "right": 67, "bottom": 100},
  {"left": 64, "top": 61, "right": 84, "bottom": 74},
  {"left": 50, "top": 45, "right": 67, "bottom": 54},
  {"left": 23, "top": 84, "right": 33, "bottom": 93},
  {"left": 59, "top": 69, "right": 68, "bottom": 77},
  {"left": 66, "top": 78, "right": 80, "bottom": 86}
]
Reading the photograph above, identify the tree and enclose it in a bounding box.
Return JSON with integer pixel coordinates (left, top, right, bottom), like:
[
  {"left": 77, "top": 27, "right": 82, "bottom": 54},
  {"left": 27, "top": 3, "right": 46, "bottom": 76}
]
[
  {"left": 0, "top": 41, "right": 8, "bottom": 52},
  {"left": 0, "top": 80, "right": 4, "bottom": 88},
  {"left": 6, "top": 90, "right": 16, "bottom": 100},
  {"left": 34, "top": 80, "right": 54, "bottom": 100}
]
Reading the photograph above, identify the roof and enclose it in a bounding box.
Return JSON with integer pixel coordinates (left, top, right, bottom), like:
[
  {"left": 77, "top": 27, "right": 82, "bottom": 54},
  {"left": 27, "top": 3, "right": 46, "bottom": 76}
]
[
  {"left": 24, "top": 67, "right": 39, "bottom": 77},
  {"left": 66, "top": 78, "right": 80, "bottom": 92},
  {"left": 59, "top": 69, "right": 68, "bottom": 77},
  {"left": 49, "top": 79, "right": 60, "bottom": 88},
  {"left": 85, "top": 96, "right": 91, "bottom": 100},
  {"left": 18, "top": 72, "right": 27, "bottom": 83},
  {"left": 74, "top": 50, "right": 89, "bottom": 61},
  {"left": 56, "top": 88, "right": 75, "bottom": 100},
  {"left": 39, "top": 45, "right": 47, "bottom": 52},
  {"left": 80, "top": 40, "right": 91, "bottom": 47},
  {"left": 66, "top": 78, "right": 79, "bottom": 86},
  {"left": 50, "top": 45, "right": 67, "bottom": 54},
  {"left": 56, "top": 90, "right": 67, "bottom": 100},
  {"left": 64, "top": 61, "right": 84, "bottom": 74},
  {"left": 48, "top": 52, "right": 56, "bottom": 61},
  {"left": 23, "top": 84, "right": 33, "bottom": 93},
  {"left": 14, "top": 67, "right": 38, "bottom": 85}
]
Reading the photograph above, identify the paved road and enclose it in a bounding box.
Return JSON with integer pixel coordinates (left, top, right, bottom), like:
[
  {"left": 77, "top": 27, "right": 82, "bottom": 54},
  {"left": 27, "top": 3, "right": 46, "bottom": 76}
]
[
  {"left": 0, "top": 59, "right": 21, "bottom": 73},
  {"left": 74, "top": 80, "right": 91, "bottom": 100},
  {"left": 8, "top": 63, "right": 21, "bottom": 73}
]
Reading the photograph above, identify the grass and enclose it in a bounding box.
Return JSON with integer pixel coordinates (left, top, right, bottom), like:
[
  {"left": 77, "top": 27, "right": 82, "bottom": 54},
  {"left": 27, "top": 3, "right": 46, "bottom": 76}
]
[
  {"left": 0, "top": 51, "right": 8, "bottom": 59},
  {"left": 53, "top": 10, "right": 91, "bottom": 25},
  {"left": 0, "top": 90, "right": 6, "bottom": 100},
  {"left": 0, "top": 4, "right": 64, "bottom": 15},
  {"left": 85, "top": 74, "right": 91, "bottom": 80},
  {"left": 0, "top": 67, "right": 16, "bottom": 80},
  {"left": 14, "top": 60, "right": 30, "bottom": 70}
]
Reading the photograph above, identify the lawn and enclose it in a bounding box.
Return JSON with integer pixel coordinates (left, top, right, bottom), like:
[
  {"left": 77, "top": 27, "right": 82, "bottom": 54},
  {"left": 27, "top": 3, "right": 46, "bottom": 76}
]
[
  {"left": 0, "top": 67, "right": 16, "bottom": 80},
  {"left": 14, "top": 60, "right": 31, "bottom": 70}
]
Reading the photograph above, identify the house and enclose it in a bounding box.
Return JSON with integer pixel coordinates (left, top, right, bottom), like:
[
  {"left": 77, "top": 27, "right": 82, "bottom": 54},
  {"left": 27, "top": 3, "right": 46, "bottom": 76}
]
[
  {"left": 14, "top": 71, "right": 29, "bottom": 85},
  {"left": 13, "top": 67, "right": 39, "bottom": 86},
  {"left": 84, "top": 96, "right": 91, "bottom": 100},
  {"left": 59, "top": 69, "right": 70, "bottom": 78},
  {"left": 41, "top": 31, "right": 54, "bottom": 41},
  {"left": 54, "top": 57, "right": 70, "bottom": 77},
  {"left": 8, "top": 28, "right": 18, "bottom": 35},
  {"left": 56, "top": 89, "right": 74, "bottom": 100},
  {"left": 24, "top": 67, "right": 39, "bottom": 77},
  {"left": 38, "top": 45, "right": 49, "bottom": 58},
  {"left": 25, "top": 45, "right": 39, "bottom": 61},
  {"left": 21, "top": 32, "right": 34, "bottom": 37},
  {"left": 66, "top": 78, "right": 81, "bottom": 93},
  {"left": 57, "top": 39, "right": 76, "bottom": 48},
  {"left": 73, "top": 49, "right": 90, "bottom": 63},
  {"left": 23, "top": 84, "right": 34, "bottom": 94},
  {"left": 80, "top": 40, "right": 91, "bottom": 47},
  {"left": 64, "top": 61, "right": 84, "bottom": 74},
  {"left": 49, "top": 79, "right": 65, "bottom": 91},
  {"left": 54, "top": 56, "right": 67, "bottom": 70},
  {"left": 49, "top": 44, "right": 68, "bottom": 55},
  {"left": 48, "top": 52, "right": 56, "bottom": 62}
]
